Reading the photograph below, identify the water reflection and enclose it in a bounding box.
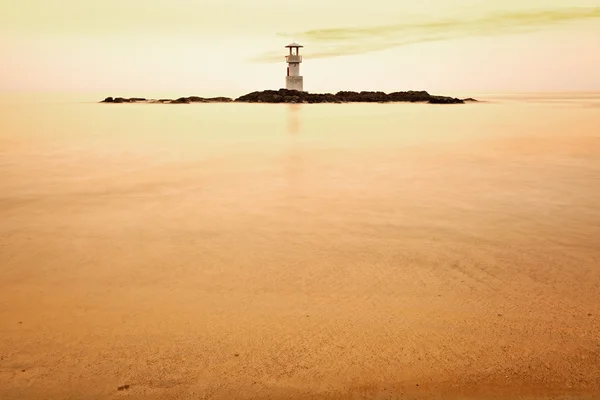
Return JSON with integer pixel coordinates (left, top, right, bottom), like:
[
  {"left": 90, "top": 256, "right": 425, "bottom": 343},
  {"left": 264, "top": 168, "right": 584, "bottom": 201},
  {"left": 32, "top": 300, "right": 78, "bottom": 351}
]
[
  {"left": 287, "top": 104, "right": 301, "bottom": 135},
  {"left": 284, "top": 104, "right": 303, "bottom": 194}
]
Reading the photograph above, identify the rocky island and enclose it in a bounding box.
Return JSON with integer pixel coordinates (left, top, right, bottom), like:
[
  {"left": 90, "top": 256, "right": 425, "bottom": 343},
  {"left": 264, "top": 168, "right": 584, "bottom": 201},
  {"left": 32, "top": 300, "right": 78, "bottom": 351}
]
[
  {"left": 101, "top": 89, "right": 475, "bottom": 105},
  {"left": 101, "top": 96, "right": 233, "bottom": 104}
]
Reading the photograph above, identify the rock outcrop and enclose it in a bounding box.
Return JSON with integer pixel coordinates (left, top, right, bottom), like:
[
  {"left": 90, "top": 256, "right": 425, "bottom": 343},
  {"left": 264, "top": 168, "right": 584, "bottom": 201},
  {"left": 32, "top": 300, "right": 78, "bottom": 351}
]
[
  {"left": 101, "top": 96, "right": 233, "bottom": 104},
  {"left": 101, "top": 90, "right": 474, "bottom": 104},
  {"left": 234, "top": 90, "right": 341, "bottom": 104},
  {"left": 235, "top": 89, "right": 466, "bottom": 104},
  {"left": 170, "top": 96, "right": 234, "bottom": 104}
]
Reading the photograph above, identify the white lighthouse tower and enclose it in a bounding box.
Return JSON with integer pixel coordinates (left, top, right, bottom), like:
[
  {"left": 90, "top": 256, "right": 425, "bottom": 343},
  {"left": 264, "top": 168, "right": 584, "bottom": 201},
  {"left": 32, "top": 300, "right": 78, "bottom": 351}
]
[{"left": 285, "top": 43, "right": 304, "bottom": 91}]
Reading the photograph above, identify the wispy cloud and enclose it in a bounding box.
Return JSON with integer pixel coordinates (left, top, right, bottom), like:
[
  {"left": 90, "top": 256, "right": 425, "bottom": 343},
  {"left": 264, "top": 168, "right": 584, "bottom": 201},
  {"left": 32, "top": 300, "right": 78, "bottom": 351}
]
[{"left": 252, "top": 7, "right": 600, "bottom": 62}]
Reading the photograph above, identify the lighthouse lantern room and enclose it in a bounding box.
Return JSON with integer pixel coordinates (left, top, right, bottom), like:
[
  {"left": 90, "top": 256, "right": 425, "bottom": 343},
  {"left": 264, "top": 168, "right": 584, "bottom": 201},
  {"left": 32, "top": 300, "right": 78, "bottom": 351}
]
[{"left": 285, "top": 43, "right": 304, "bottom": 91}]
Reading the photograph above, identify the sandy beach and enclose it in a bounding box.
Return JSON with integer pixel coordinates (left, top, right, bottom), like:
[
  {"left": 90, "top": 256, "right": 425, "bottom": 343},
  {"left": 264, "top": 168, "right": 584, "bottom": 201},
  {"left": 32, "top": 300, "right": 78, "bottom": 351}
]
[{"left": 1, "top": 94, "right": 599, "bottom": 399}]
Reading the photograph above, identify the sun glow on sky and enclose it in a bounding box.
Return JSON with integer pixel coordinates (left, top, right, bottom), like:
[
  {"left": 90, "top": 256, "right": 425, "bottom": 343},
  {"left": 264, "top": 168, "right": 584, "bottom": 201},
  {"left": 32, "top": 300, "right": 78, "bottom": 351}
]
[{"left": 1, "top": 0, "right": 599, "bottom": 94}]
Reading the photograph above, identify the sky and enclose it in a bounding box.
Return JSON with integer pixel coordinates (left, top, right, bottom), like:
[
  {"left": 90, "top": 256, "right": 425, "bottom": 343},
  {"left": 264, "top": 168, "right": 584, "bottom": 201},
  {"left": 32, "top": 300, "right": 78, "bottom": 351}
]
[{"left": 1, "top": 0, "right": 599, "bottom": 94}]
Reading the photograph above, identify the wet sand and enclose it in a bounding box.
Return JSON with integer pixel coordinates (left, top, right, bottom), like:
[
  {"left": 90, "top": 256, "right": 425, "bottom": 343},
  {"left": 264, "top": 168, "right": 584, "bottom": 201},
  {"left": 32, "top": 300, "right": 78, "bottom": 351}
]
[{"left": 1, "top": 94, "right": 599, "bottom": 399}]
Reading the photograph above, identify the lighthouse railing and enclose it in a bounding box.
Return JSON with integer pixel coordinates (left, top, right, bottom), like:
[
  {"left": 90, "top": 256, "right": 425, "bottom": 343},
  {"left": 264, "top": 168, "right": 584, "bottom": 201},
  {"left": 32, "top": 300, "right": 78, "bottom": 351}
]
[{"left": 285, "top": 55, "right": 303, "bottom": 63}]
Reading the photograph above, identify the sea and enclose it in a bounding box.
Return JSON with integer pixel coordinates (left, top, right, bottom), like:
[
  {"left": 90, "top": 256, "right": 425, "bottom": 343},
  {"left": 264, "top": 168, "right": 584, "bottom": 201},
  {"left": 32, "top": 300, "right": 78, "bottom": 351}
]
[{"left": 1, "top": 92, "right": 599, "bottom": 399}]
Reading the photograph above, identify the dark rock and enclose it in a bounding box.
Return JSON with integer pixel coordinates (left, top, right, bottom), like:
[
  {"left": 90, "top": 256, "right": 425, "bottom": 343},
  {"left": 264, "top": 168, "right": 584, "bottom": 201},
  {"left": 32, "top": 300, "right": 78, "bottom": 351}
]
[
  {"left": 359, "top": 91, "right": 388, "bottom": 102},
  {"left": 101, "top": 90, "right": 472, "bottom": 105},
  {"left": 101, "top": 97, "right": 147, "bottom": 103},
  {"left": 101, "top": 96, "right": 233, "bottom": 104},
  {"left": 174, "top": 96, "right": 234, "bottom": 103},
  {"left": 335, "top": 91, "right": 359, "bottom": 101},
  {"left": 207, "top": 97, "right": 233, "bottom": 103},
  {"left": 428, "top": 96, "right": 464, "bottom": 104},
  {"left": 463, "top": 97, "right": 478, "bottom": 102},
  {"left": 170, "top": 97, "right": 191, "bottom": 104},
  {"left": 235, "top": 89, "right": 467, "bottom": 104},
  {"left": 388, "top": 91, "right": 431, "bottom": 102},
  {"left": 117, "top": 385, "right": 130, "bottom": 391}
]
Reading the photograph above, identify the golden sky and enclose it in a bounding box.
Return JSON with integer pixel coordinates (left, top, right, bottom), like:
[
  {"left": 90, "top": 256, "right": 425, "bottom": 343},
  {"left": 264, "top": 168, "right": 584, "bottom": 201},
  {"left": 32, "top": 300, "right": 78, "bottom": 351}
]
[{"left": 1, "top": 0, "right": 599, "bottom": 94}]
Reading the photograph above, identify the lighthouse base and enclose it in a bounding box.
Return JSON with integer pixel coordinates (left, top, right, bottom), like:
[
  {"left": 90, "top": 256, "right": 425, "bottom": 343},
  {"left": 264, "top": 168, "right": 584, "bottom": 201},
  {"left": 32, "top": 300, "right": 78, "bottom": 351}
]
[{"left": 286, "top": 76, "right": 304, "bottom": 91}]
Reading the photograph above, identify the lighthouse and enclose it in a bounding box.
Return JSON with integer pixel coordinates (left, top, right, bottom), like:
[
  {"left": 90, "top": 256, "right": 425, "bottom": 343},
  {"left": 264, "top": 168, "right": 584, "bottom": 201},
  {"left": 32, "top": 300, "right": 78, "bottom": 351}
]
[{"left": 285, "top": 43, "right": 304, "bottom": 91}]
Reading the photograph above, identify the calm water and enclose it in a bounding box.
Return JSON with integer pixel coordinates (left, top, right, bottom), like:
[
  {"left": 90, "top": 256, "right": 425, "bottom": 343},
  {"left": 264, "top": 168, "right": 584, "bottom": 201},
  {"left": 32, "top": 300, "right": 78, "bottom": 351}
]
[{"left": 1, "top": 93, "right": 600, "bottom": 399}]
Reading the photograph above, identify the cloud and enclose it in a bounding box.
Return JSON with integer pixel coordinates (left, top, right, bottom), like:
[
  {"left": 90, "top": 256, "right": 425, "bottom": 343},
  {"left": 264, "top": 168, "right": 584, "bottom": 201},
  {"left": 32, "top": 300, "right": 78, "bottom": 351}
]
[{"left": 252, "top": 7, "right": 600, "bottom": 62}]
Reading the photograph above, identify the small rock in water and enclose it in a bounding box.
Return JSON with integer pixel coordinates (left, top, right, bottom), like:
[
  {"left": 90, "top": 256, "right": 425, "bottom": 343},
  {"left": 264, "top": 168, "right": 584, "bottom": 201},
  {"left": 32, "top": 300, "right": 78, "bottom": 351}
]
[
  {"left": 234, "top": 353, "right": 240, "bottom": 357},
  {"left": 117, "top": 385, "right": 130, "bottom": 391}
]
